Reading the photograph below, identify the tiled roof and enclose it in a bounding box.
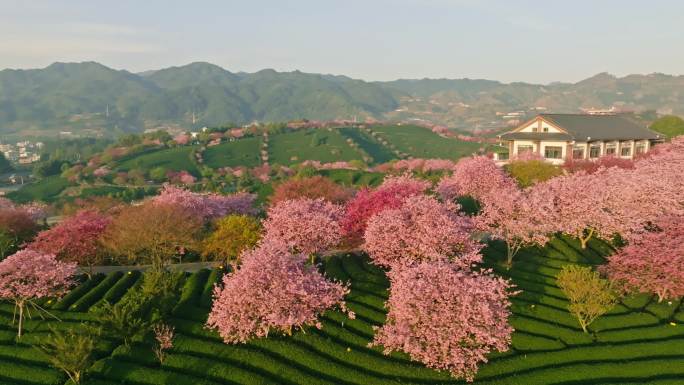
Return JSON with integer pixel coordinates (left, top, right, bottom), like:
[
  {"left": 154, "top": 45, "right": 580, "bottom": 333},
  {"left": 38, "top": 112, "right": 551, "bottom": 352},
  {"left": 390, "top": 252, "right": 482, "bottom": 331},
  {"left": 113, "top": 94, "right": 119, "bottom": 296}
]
[{"left": 540, "top": 114, "right": 662, "bottom": 141}]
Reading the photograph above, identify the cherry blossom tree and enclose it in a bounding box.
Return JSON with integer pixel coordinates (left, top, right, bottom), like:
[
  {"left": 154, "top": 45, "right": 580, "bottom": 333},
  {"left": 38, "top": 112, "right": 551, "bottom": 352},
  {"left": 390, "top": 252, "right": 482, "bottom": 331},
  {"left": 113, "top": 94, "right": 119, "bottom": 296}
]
[
  {"left": 436, "top": 155, "right": 516, "bottom": 205},
  {"left": 207, "top": 239, "right": 352, "bottom": 344},
  {"left": 0, "top": 250, "right": 77, "bottom": 337},
  {"left": 262, "top": 198, "right": 343, "bottom": 260},
  {"left": 0, "top": 207, "right": 40, "bottom": 258},
  {"left": 371, "top": 262, "right": 515, "bottom": 382},
  {"left": 601, "top": 214, "right": 684, "bottom": 302},
  {"left": 151, "top": 185, "right": 256, "bottom": 222},
  {"left": 28, "top": 210, "right": 111, "bottom": 274},
  {"left": 476, "top": 187, "right": 552, "bottom": 267},
  {"left": 528, "top": 172, "right": 623, "bottom": 249},
  {"left": 270, "top": 176, "right": 352, "bottom": 205},
  {"left": 364, "top": 195, "right": 481, "bottom": 269},
  {"left": 341, "top": 174, "right": 430, "bottom": 243}
]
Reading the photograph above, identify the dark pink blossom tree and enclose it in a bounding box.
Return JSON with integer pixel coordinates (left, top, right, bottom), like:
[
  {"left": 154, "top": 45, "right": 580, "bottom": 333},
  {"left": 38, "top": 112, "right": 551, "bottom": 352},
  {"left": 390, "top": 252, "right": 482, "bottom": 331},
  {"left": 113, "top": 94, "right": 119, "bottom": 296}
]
[
  {"left": 601, "top": 214, "right": 684, "bottom": 302},
  {"left": 206, "top": 239, "right": 352, "bottom": 344},
  {"left": 28, "top": 210, "right": 111, "bottom": 274},
  {"left": 263, "top": 198, "right": 343, "bottom": 259},
  {"left": 372, "top": 262, "right": 515, "bottom": 382},
  {"left": 436, "top": 156, "right": 516, "bottom": 205},
  {"left": 364, "top": 195, "right": 481, "bottom": 269},
  {"left": 0, "top": 250, "right": 77, "bottom": 337},
  {"left": 341, "top": 174, "right": 430, "bottom": 243}
]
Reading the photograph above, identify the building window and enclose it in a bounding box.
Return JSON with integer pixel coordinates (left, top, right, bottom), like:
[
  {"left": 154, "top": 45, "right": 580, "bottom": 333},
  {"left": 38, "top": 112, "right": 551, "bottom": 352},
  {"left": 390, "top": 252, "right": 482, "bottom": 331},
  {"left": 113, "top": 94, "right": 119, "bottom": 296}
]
[
  {"left": 498, "top": 152, "right": 509, "bottom": 160},
  {"left": 636, "top": 143, "right": 646, "bottom": 155},
  {"left": 572, "top": 146, "right": 585, "bottom": 159},
  {"left": 589, "top": 145, "right": 601, "bottom": 158},
  {"left": 517, "top": 145, "right": 533, "bottom": 154},
  {"left": 543, "top": 127, "right": 549, "bottom": 132},
  {"left": 544, "top": 146, "right": 563, "bottom": 159},
  {"left": 605, "top": 144, "right": 617, "bottom": 155},
  {"left": 621, "top": 145, "right": 632, "bottom": 157}
]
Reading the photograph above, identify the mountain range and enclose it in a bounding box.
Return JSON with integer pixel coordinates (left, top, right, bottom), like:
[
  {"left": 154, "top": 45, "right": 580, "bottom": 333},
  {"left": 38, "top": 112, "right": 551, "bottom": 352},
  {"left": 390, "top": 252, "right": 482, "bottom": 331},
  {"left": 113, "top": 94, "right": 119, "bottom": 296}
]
[{"left": 1, "top": 61, "right": 683, "bottom": 137}]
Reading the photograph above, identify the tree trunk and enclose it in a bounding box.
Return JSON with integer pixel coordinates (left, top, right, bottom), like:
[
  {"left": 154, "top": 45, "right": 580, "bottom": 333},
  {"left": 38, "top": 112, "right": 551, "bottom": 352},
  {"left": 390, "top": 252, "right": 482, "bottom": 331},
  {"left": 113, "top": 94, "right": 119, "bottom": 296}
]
[
  {"left": 17, "top": 301, "right": 24, "bottom": 338},
  {"left": 579, "top": 228, "right": 595, "bottom": 249}
]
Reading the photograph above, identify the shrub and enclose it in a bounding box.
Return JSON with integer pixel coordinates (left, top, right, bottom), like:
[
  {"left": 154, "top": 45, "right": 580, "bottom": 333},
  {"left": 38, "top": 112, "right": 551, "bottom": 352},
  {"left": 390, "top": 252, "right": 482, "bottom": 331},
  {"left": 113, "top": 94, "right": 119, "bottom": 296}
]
[
  {"left": 505, "top": 159, "right": 562, "bottom": 187},
  {"left": 36, "top": 325, "right": 97, "bottom": 384},
  {"left": 152, "top": 323, "right": 175, "bottom": 364},
  {"left": 557, "top": 265, "right": 618, "bottom": 333}
]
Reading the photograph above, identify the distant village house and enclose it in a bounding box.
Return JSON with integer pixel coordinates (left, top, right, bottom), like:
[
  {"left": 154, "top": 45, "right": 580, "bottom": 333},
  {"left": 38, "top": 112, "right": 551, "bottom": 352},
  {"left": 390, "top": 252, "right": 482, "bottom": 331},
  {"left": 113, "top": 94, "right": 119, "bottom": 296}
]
[{"left": 495, "top": 114, "right": 663, "bottom": 164}]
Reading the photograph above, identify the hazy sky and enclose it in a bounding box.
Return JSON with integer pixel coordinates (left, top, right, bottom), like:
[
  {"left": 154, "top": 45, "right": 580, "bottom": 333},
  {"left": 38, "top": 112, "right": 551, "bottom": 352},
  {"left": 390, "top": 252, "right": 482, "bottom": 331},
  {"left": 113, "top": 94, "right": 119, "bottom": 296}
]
[{"left": 1, "top": 0, "right": 683, "bottom": 83}]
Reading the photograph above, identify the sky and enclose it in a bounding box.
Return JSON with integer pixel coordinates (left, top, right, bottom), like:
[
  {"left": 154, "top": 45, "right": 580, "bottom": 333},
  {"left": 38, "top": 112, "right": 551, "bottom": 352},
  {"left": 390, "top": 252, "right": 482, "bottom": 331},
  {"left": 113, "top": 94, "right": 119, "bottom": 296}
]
[{"left": 1, "top": 0, "right": 683, "bottom": 84}]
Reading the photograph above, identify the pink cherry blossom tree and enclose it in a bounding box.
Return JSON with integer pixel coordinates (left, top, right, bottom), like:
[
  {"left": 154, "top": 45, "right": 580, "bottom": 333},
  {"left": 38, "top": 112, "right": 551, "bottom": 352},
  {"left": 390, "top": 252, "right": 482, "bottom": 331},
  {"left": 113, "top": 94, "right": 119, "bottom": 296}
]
[
  {"left": 27, "top": 210, "right": 111, "bottom": 274},
  {"left": 371, "top": 262, "right": 515, "bottom": 382},
  {"left": 601, "top": 214, "right": 684, "bottom": 302},
  {"left": 364, "top": 195, "right": 481, "bottom": 270},
  {"left": 0, "top": 250, "right": 77, "bottom": 337},
  {"left": 436, "top": 155, "right": 516, "bottom": 205},
  {"left": 151, "top": 184, "right": 256, "bottom": 222},
  {"left": 206, "top": 239, "right": 352, "bottom": 344},
  {"left": 262, "top": 198, "right": 343, "bottom": 260},
  {"left": 341, "top": 174, "right": 430, "bottom": 243},
  {"left": 476, "top": 187, "right": 552, "bottom": 267}
]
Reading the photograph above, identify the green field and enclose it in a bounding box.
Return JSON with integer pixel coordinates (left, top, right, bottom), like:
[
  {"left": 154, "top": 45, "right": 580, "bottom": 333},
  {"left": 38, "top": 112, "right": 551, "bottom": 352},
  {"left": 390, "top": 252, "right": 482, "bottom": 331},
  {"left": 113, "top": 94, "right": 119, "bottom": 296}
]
[
  {"left": 6, "top": 176, "right": 74, "bottom": 203},
  {"left": 1, "top": 235, "right": 682, "bottom": 385},
  {"left": 269, "top": 129, "right": 365, "bottom": 166},
  {"left": 338, "top": 127, "right": 396, "bottom": 164},
  {"left": 203, "top": 137, "right": 262, "bottom": 169},
  {"left": 373, "top": 125, "right": 481, "bottom": 159},
  {"left": 115, "top": 147, "right": 200, "bottom": 176}
]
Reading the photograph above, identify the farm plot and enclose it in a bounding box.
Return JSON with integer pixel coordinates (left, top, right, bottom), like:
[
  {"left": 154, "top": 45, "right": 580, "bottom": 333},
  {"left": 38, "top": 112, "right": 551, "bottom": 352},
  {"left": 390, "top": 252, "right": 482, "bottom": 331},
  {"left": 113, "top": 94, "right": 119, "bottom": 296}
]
[
  {"left": 372, "top": 125, "right": 481, "bottom": 160},
  {"left": 268, "top": 129, "right": 365, "bottom": 166},
  {"left": 0, "top": 237, "right": 682, "bottom": 385},
  {"left": 203, "top": 137, "right": 262, "bottom": 169}
]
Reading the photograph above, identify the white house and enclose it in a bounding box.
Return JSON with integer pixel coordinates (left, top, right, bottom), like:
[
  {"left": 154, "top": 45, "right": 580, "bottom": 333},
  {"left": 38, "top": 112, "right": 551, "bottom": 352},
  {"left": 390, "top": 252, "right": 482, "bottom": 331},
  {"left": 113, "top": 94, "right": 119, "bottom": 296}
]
[{"left": 495, "top": 114, "right": 663, "bottom": 165}]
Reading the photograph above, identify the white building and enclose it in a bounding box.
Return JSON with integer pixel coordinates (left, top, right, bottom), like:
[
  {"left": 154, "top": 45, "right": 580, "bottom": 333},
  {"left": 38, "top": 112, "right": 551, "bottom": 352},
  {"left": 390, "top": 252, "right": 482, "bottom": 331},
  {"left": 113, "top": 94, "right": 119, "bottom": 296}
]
[{"left": 495, "top": 114, "right": 663, "bottom": 165}]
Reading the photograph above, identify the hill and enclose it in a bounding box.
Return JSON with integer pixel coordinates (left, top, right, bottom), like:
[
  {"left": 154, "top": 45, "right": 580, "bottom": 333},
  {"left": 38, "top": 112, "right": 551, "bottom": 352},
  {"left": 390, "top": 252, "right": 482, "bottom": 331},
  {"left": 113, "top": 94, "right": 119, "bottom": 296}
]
[
  {"left": 1, "top": 237, "right": 682, "bottom": 384},
  {"left": 650, "top": 115, "right": 684, "bottom": 138},
  {"left": 2, "top": 62, "right": 684, "bottom": 136}
]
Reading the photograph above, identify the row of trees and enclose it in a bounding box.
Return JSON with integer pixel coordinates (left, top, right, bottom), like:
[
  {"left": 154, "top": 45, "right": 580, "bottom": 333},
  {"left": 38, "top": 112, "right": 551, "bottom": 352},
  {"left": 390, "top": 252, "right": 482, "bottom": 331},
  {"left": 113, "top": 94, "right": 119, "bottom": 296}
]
[{"left": 437, "top": 138, "right": 684, "bottom": 303}]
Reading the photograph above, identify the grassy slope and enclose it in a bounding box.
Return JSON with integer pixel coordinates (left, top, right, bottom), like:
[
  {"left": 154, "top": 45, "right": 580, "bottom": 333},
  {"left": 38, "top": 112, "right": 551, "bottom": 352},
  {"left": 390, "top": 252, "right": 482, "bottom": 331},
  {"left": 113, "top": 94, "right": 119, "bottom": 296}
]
[
  {"left": 6, "top": 175, "right": 74, "bottom": 203},
  {"left": 269, "top": 129, "right": 365, "bottom": 166},
  {"left": 203, "top": 137, "right": 262, "bottom": 169},
  {"left": 1, "top": 237, "right": 683, "bottom": 385},
  {"left": 115, "top": 147, "right": 200, "bottom": 176},
  {"left": 373, "top": 125, "right": 481, "bottom": 159}
]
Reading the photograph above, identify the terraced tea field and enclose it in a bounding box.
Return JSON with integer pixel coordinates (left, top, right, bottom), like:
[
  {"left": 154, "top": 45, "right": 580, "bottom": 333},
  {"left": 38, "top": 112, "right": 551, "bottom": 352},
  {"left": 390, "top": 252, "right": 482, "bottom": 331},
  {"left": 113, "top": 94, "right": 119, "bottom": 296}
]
[
  {"left": 372, "top": 125, "right": 481, "bottom": 159},
  {"left": 115, "top": 146, "right": 200, "bottom": 176},
  {"left": 203, "top": 137, "right": 262, "bottom": 168},
  {"left": 268, "top": 129, "right": 365, "bottom": 166},
  {"left": 1, "top": 236, "right": 683, "bottom": 384}
]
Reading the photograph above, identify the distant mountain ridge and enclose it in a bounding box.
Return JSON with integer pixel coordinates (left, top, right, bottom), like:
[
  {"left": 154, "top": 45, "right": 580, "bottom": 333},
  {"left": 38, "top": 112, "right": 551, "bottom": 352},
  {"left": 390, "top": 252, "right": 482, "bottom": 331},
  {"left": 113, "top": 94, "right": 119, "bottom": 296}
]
[{"left": 0, "top": 62, "right": 683, "bottom": 136}]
